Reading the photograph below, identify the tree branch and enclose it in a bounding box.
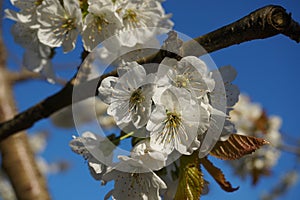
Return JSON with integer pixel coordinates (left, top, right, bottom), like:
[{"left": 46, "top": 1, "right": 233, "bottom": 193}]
[
  {"left": 138, "top": 5, "right": 300, "bottom": 64},
  {"left": 278, "top": 144, "right": 300, "bottom": 157},
  {"left": 0, "top": 5, "right": 299, "bottom": 141}
]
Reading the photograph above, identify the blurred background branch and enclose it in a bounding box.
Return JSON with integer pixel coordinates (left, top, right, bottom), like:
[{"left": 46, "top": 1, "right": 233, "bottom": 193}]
[{"left": 0, "top": 0, "right": 50, "bottom": 199}]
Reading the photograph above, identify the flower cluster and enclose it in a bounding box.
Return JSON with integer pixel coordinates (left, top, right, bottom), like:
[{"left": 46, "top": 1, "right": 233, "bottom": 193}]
[
  {"left": 5, "top": 0, "right": 173, "bottom": 79},
  {"left": 70, "top": 56, "right": 240, "bottom": 199},
  {"left": 228, "top": 94, "right": 282, "bottom": 183}
]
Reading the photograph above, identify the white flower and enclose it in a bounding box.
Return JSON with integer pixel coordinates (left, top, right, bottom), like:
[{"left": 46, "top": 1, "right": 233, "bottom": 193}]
[
  {"left": 28, "top": 132, "right": 47, "bottom": 154},
  {"left": 228, "top": 94, "right": 282, "bottom": 180},
  {"left": 23, "top": 48, "right": 56, "bottom": 83},
  {"left": 82, "top": 2, "right": 122, "bottom": 52},
  {"left": 209, "top": 65, "right": 239, "bottom": 116},
  {"left": 37, "top": 0, "right": 83, "bottom": 52},
  {"left": 9, "top": 0, "right": 43, "bottom": 14},
  {"left": 5, "top": 12, "right": 56, "bottom": 81},
  {"left": 69, "top": 131, "right": 115, "bottom": 180},
  {"left": 230, "top": 94, "right": 263, "bottom": 132},
  {"left": 208, "top": 66, "right": 239, "bottom": 141},
  {"left": 6, "top": 0, "right": 43, "bottom": 26},
  {"left": 147, "top": 87, "right": 200, "bottom": 155},
  {"left": 150, "top": 55, "right": 229, "bottom": 157},
  {"left": 103, "top": 155, "right": 167, "bottom": 200},
  {"left": 155, "top": 56, "right": 215, "bottom": 99},
  {"left": 10, "top": 22, "right": 50, "bottom": 60},
  {"left": 98, "top": 63, "right": 155, "bottom": 129},
  {"left": 116, "top": 0, "right": 172, "bottom": 47},
  {"left": 265, "top": 116, "right": 282, "bottom": 147},
  {"left": 131, "top": 140, "right": 168, "bottom": 170},
  {"left": 86, "top": 0, "right": 173, "bottom": 53},
  {"left": 155, "top": 56, "right": 215, "bottom": 140}
]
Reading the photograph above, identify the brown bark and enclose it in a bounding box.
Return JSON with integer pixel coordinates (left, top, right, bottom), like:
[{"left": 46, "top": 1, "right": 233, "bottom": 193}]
[
  {"left": 0, "top": 5, "right": 299, "bottom": 141},
  {"left": 0, "top": 2, "right": 51, "bottom": 198},
  {"left": 138, "top": 5, "right": 300, "bottom": 64}
]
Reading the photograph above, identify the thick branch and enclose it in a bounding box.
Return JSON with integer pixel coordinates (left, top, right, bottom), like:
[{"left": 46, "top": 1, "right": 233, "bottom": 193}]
[
  {"left": 187, "top": 5, "right": 300, "bottom": 55},
  {"left": 0, "top": 3, "right": 50, "bottom": 199},
  {"left": 0, "top": 5, "right": 300, "bottom": 140},
  {"left": 138, "top": 5, "right": 300, "bottom": 64}
]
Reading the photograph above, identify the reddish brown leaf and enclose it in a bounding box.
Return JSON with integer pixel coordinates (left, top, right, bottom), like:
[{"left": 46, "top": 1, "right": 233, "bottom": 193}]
[
  {"left": 200, "top": 157, "right": 239, "bottom": 192},
  {"left": 210, "top": 134, "right": 269, "bottom": 160}
]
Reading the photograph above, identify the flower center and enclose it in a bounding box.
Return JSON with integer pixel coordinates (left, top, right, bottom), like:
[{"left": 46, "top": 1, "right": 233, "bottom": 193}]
[
  {"left": 95, "top": 15, "right": 109, "bottom": 32},
  {"left": 35, "top": 0, "right": 43, "bottom": 6},
  {"left": 123, "top": 9, "right": 139, "bottom": 23},
  {"left": 130, "top": 173, "right": 143, "bottom": 188},
  {"left": 129, "top": 88, "right": 145, "bottom": 111},
  {"left": 61, "top": 17, "right": 76, "bottom": 31},
  {"left": 79, "top": 0, "right": 89, "bottom": 17},
  {"left": 157, "top": 110, "right": 182, "bottom": 144},
  {"left": 165, "top": 111, "right": 182, "bottom": 130},
  {"left": 175, "top": 74, "right": 189, "bottom": 88}
]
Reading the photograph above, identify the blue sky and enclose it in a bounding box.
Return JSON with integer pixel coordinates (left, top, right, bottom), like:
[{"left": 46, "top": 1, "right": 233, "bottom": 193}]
[{"left": 2, "top": 0, "right": 300, "bottom": 199}]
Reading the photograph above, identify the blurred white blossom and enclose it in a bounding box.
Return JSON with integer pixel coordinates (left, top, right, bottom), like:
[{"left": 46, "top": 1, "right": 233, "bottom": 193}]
[
  {"left": 229, "top": 94, "right": 282, "bottom": 183},
  {"left": 261, "top": 170, "right": 298, "bottom": 200},
  {"left": 5, "top": 11, "right": 55, "bottom": 81},
  {"left": 51, "top": 97, "right": 115, "bottom": 129}
]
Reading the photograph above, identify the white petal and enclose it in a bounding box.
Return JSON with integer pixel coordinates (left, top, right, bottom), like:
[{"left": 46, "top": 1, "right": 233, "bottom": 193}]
[
  {"left": 219, "top": 65, "right": 237, "bottom": 83},
  {"left": 62, "top": 30, "right": 78, "bottom": 53},
  {"left": 98, "top": 76, "right": 119, "bottom": 104}
]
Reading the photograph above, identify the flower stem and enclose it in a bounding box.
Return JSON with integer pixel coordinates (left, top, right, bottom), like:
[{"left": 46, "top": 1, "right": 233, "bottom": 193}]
[{"left": 119, "top": 132, "right": 134, "bottom": 141}]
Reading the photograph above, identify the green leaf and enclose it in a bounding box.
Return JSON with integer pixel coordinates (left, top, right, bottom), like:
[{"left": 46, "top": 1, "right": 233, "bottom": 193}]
[{"left": 174, "top": 152, "right": 204, "bottom": 200}]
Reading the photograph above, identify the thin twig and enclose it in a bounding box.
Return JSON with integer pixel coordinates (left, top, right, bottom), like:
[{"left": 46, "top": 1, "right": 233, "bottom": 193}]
[
  {"left": 7, "top": 69, "right": 67, "bottom": 85},
  {"left": 0, "top": 5, "right": 300, "bottom": 141},
  {"left": 278, "top": 145, "right": 300, "bottom": 157}
]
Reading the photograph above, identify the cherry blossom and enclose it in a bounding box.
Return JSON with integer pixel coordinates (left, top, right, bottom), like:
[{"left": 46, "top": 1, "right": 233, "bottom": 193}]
[
  {"left": 36, "top": 0, "right": 83, "bottom": 52},
  {"left": 102, "top": 155, "right": 167, "bottom": 200},
  {"left": 98, "top": 63, "right": 155, "bottom": 129}
]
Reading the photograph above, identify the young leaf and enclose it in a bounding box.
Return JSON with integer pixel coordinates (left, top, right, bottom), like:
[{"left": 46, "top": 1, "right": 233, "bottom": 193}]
[
  {"left": 174, "top": 152, "right": 204, "bottom": 200},
  {"left": 210, "top": 134, "right": 269, "bottom": 160},
  {"left": 200, "top": 157, "right": 239, "bottom": 192}
]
